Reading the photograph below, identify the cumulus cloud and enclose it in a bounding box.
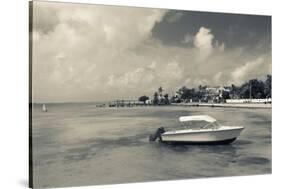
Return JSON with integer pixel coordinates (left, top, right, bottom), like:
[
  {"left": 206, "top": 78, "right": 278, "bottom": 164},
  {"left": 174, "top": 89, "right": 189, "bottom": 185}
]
[
  {"left": 193, "top": 27, "right": 226, "bottom": 60},
  {"left": 32, "top": 2, "right": 166, "bottom": 102},
  {"left": 107, "top": 67, "right": 152, "bottom": 88},
  {"left": 164, "top": 61, "right": 183, "bottom": 80},
  {"left": 31, "top": 2, "right": 271, "bottom": 102},
  {"left": 231, "top": 57, "right": 269, "bottom": 84},
  {"left": 105, "top": 60, "right": 183, "bottom": 98},
  {"left": 194, "top": 27, "right": 215, "bottom": 59}
]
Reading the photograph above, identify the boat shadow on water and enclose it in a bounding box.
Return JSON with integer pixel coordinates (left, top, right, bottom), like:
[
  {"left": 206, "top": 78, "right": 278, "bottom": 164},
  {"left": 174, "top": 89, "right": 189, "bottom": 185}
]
[
  {"left": 150, "top": 137, "right": 253, "bottom": 153},
  {"left": 151, "top": 140, "right": 240, "bottom": 154},
  {"left": 149, "top": 138, "right": 270, "bottom": 168}
]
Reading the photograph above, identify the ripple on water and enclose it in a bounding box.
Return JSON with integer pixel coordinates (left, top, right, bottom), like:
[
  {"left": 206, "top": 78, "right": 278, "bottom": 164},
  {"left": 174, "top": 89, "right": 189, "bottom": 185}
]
[{"left": 238, "top": 157, "right": 270, "bottom": 166}]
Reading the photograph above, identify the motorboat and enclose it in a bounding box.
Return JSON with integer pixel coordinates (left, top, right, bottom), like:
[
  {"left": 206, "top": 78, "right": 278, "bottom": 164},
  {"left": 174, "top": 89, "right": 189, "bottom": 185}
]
[{"left": 149, "top": 115, "right": 244, "bottom": 144}]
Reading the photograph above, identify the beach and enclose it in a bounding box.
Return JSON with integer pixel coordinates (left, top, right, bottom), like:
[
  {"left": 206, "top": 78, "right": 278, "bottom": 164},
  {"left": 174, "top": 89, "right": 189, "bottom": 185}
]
[
  {"left": 31, "top": 104, "right": 271, "bottom": 188},
  {"left": 171, "top": 102, "right": 272, "bottom": 109}
]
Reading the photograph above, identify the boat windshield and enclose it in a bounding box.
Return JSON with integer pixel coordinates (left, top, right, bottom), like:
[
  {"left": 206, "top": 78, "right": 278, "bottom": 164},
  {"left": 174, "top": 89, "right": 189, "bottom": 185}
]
[{"left": 180, "top": 120, "right": 221, "bottom": 129}]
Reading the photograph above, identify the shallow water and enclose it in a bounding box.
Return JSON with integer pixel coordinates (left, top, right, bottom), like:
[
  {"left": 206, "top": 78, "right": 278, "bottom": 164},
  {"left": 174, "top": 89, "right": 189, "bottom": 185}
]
[{"left": 32, "top": 104, "right": 271, "bottom": 188}]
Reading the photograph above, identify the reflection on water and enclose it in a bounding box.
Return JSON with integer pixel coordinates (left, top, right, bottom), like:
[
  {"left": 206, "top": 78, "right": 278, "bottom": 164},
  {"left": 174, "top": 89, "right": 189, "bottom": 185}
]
[{"left": 32, "top": 104, "right": 271, "bottom": 188}]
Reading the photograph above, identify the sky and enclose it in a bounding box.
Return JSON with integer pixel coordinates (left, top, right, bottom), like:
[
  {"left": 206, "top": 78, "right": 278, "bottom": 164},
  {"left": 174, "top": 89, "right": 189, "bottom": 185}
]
[{"left": 31, "top": 1, "right": 271, "bottom": 103}]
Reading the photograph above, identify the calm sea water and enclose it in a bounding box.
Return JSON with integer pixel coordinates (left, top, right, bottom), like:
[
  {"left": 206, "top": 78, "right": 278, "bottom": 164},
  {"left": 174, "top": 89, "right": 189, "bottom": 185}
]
[{"left": 31, "top": 104, "right": 271, "bottom": 188}]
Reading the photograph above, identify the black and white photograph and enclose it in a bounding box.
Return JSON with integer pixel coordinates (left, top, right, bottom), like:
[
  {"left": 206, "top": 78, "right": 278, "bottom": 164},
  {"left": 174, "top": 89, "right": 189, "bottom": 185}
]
[{"left": 29, "top": 1, "right": 271, "bottom": 188}]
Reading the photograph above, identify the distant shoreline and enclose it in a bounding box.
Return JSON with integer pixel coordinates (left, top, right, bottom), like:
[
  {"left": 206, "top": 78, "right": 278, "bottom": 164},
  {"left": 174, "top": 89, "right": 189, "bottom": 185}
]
[
  {"left": 171, "top": 102, "right": 272, "bottom": 109},
  {"left": 32, "top": 101, "right": 272, "bottom": 109}
]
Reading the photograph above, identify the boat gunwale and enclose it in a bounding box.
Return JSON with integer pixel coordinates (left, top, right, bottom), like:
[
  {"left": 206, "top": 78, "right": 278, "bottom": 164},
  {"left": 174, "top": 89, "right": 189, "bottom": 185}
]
[{"left": 162, "top": 126, "right": 244, "bottom": 136}]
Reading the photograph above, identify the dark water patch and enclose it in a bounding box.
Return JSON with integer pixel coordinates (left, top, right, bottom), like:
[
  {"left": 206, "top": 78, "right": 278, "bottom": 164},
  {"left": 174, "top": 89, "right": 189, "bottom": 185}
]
[
  {"left": 33, "top": 153, "right": 58, "bottom": 166},
  {"left": 67, "top": 146, "right": 93, "bottom": 154},
  {"left": 229, "top": 159, "right": 237, "bottom": 163},
  {"left": 85, "top": 132, "right": 149, "bottom": 145},
  {"left": 248, "top": 113, "right": 272, "bottom": 123},
  {"left": 34, "top": 150, "right": 66, "bottom": 166},
  {"left": 250, "top": 134, "right": 272, "bottom": 144},
  {"left": 63, "top": 133, "right": 150, "bottom": 163},
  {"left": 251, "top": 121, "right": 272, "bottom": 126},
  {"left": 63, "top": 146, "right": 101, "bottom": 163},
  {"left": 193, "top": 144, "right": 238, "bottom": 154},
  {"left": 163, "top": 171, "right": 200, "bottom": 179},
  {"left": 264, "top": 140, "right": 272, "bottom": 145},
  {"left": 238, "top": 157, "right": 270, "bottom": 166},
  {"left": 91, "top": 135, "right": 148, "bottom": 148},
  {"left": 33, "top": 137, "right": 57, "bottom": 148},
  {"left": 94, "top": 124, "right": 167, "bottom": 139},
  {"left": 264, "top": 167, "right": 272, "bottom": 173},
  {"left": 46, "top": 160, "right": 55, "bottom": 165},
  {"left": 64, "top": 144, "right": 105, "bottom": 163},
  {"left": 151, "top": 142, "right": 240, "bottom": 160},
  {"left": 235, "top": 139, "right": 253, "bottom": 145},
  {"left": 32, "top": 126, "right": 65, "bottom": 147},
  {"left": 164, "top": 144, "right": 191, "bottom": 152},
  {"left": 255, "top": 134, "right": 272, "bottom": 140}
]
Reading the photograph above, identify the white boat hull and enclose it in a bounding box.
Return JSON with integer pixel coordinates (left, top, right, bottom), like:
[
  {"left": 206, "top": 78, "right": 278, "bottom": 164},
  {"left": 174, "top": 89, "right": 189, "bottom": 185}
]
[{"left": 161, "top": 126, "right": 244, "bottom": 144}]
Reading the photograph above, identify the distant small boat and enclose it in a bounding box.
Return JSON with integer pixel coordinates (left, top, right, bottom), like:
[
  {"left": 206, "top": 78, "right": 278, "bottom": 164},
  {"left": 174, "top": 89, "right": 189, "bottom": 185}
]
[
  {"left": 149, "top": 115, "right": 244, "bottom": 145},
  {"left": 42, "top": 104, "right": 48, "bottom": 112}
]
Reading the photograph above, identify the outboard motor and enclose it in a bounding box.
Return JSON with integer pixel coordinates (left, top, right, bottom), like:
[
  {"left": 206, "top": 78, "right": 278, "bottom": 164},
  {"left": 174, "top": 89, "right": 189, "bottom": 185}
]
[{"left": 149, "top": 127, "right": 166, "bottom": 142}]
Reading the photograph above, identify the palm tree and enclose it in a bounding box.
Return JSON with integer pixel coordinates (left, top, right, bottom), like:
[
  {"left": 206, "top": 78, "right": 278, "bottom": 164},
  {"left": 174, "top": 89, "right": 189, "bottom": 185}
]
[
  {"left": 164, "top": 94, "right": 170, "bottom": 104},
  {"left": 158, "top": 87, "right": 163, "bottom": 97},
  {"left": 264, "top": 74, "right": 271, "bottom": 98},
  {"left": 153, "top": 92, "right": 159, "bottom": 105}
]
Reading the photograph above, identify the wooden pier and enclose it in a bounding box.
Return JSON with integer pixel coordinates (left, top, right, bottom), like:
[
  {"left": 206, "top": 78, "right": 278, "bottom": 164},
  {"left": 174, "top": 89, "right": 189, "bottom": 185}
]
[{"left": 108, "top": 100, "right": 147, "bottom": 107}]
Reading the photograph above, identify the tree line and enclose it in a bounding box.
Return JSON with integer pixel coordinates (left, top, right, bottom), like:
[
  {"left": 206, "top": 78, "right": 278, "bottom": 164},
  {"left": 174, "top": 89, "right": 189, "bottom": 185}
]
[
  {"left": 138, "top": 87, "right": 170, "bottom": 105},
  {"left": 138, "top": 74, "right": 271, "bottom": 104}
]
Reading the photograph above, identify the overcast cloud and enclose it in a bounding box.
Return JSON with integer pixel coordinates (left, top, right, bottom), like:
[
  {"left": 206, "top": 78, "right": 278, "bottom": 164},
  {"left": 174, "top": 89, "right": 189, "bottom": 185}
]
[{"left": 31, "top": 2, "right": 271, "bottom": 102}]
